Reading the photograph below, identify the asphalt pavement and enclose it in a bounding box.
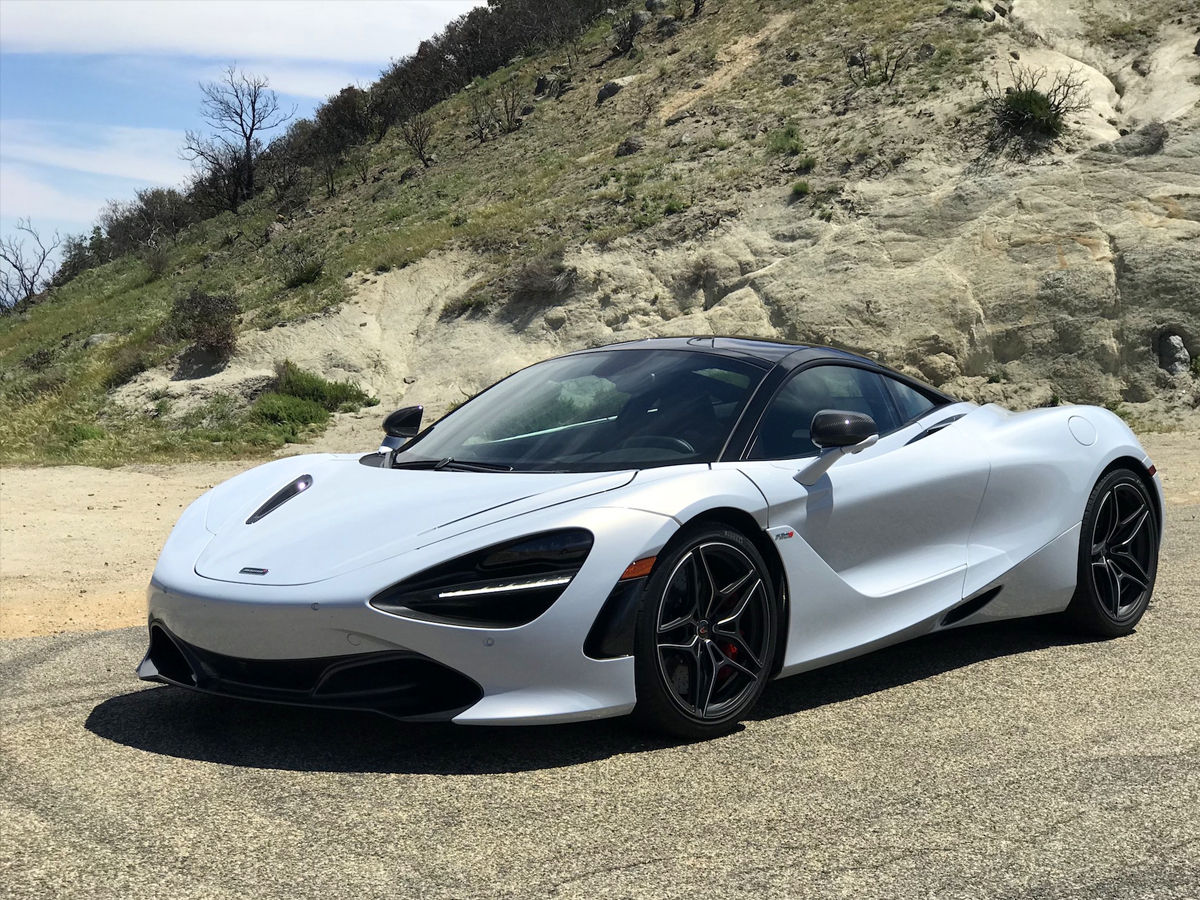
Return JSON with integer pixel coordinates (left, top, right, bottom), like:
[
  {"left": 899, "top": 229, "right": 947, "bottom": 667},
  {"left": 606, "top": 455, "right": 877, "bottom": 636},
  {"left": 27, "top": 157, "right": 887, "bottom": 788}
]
[{"left": 2, "top": 503, "right": 1197, "bottom": 899}]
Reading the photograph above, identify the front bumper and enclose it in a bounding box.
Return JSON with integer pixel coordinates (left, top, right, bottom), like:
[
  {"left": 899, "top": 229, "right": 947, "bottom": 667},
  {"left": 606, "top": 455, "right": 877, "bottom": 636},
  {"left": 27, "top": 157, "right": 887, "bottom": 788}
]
[
  {"left": 139, "top": 623, "right": 483, "bottom": 720},
  {"left": 143, "top": 506, "right": 678, "bottom": 725}
]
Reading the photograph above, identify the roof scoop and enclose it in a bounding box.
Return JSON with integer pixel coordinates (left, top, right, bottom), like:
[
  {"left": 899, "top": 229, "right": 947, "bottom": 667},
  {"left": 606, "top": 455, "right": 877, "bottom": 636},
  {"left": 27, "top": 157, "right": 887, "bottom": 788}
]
[{"left": 246, "top": 475, "right": 313, "bottom": 525}]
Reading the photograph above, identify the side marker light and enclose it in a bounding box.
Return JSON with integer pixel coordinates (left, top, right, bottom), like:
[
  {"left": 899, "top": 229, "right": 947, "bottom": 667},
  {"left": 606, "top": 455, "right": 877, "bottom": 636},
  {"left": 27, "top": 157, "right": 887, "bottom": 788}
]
[{"left": 620, "top": 556, "right": 656, "bottom": 581}]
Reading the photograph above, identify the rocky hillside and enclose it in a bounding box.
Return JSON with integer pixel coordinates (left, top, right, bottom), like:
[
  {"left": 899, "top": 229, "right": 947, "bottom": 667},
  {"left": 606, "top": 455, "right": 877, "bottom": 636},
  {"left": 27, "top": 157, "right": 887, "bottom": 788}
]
[{"left": 2, "top": 0, "right": 1198, "bottom": 463}]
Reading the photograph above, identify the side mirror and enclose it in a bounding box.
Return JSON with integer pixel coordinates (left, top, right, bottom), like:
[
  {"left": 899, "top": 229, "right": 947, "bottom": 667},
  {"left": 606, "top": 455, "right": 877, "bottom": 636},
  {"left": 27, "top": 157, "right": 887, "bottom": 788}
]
[
  {"left": 378, "top": 405, "right": 423, "bottom": 454},
  {"left": 795, "top": 409, "right": 879, "bottom": 486},
  {"left": 810, "top": 410, "right": 877, "bottom": 449},
  {"left": 383, "top": 405, "right": 423, "bottom": 438}
]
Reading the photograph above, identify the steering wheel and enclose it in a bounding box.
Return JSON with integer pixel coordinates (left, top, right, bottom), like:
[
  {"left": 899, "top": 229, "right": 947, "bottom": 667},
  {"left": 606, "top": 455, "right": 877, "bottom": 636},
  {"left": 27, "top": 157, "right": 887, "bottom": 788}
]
[{"left": 620, "top": 435, "right": 697, "bottom": 454}]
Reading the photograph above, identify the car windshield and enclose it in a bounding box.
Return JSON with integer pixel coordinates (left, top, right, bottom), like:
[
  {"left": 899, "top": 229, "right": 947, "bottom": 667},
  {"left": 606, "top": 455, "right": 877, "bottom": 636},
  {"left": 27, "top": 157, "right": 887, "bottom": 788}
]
[{"left": 393, "top": 349, "right": 767, "bottom": 472}]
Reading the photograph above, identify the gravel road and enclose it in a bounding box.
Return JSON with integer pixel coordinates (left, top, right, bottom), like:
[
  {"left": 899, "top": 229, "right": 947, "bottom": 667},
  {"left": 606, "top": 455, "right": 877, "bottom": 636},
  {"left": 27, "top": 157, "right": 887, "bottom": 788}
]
[{"left": 1, "top": 435, "right": 1197, "bottom": 899}]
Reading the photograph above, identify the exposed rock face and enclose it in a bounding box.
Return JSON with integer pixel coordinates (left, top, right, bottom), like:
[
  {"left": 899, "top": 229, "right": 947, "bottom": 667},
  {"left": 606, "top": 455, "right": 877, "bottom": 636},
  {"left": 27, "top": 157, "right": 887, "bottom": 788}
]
[
  {"left": 1159, "top": 334, "right": 1191, "bottom": 375},
  {"left": 1097, "top": 122, "right": 1169, "bottom": 156}
]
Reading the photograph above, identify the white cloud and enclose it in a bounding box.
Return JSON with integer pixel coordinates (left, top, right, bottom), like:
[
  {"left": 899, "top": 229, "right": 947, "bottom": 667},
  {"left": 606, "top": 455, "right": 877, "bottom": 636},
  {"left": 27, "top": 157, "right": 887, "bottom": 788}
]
[
  {"left": 0, "top": 163, "right": 113, "bottom": 226},
  {"left": 1, "top": 120, "right": 192, "bottom": 185},
  {"left": 0, "top": 0, "right": 483, "bottom": 63},
  {"left": 192, "top": 61, "right": 374, "bottom": 101}
]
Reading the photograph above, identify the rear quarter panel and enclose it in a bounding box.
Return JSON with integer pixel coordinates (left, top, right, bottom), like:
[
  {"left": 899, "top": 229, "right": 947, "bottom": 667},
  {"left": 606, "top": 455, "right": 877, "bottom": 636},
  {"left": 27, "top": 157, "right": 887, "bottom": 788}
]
[{"left": 963, "top": 403, "right": 1156, "bottom": 604}]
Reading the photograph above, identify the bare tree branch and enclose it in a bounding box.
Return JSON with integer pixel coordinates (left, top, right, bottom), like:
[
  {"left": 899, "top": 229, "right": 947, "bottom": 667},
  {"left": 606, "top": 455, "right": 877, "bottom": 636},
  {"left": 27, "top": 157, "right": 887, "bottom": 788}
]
[
  {"left": 398, "top": 111, "right": 436, "bottom": 166},
  {"left": 0, "top": 218, "right": 60, "bottom": 311}
]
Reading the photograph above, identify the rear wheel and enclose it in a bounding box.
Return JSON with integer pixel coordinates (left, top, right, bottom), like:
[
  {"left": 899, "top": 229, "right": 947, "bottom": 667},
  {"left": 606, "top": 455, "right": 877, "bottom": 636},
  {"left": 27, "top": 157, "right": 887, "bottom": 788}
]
[
  {"left": 1065, "top": 468, "right": 1159, "bottom": 637},
  {"left": 633, "top": 525, "right": 778, "bottom": 739}
]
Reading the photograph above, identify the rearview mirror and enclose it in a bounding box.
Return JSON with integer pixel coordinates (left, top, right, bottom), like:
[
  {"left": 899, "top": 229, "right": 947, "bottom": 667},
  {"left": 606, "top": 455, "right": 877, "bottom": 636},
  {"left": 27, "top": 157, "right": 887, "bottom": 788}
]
[
  {"left": 383, "top": 405, "right": 424, "bottom": 439},
  {"left": 810, "top": 410, "right": 877, "bottom": 449},
  {"left": 795, "top": 410, "right": 879, "bottom": 486}
]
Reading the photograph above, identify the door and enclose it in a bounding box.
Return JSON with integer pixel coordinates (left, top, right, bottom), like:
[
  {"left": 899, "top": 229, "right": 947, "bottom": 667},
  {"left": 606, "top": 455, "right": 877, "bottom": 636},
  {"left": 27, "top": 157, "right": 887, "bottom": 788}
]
[{"left": 733, "top": 364, "right": 990, "bottom": 672}]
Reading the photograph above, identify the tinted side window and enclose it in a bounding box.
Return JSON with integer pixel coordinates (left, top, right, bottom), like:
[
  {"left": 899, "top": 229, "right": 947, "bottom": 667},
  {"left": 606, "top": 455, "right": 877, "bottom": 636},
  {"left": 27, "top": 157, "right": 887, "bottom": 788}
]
[
  {"left": 884, "top": 376, "right": 937, "bottom": 423},
  {"left": 748, "top": 365, "right": 899, "bottom": 459}
]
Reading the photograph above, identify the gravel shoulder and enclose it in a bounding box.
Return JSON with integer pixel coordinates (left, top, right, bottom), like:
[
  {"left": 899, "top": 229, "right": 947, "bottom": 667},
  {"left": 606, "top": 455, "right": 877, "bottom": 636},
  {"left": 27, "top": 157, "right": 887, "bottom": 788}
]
[{"left": 0, "top": 463, "right": 248, "bottom": 639}]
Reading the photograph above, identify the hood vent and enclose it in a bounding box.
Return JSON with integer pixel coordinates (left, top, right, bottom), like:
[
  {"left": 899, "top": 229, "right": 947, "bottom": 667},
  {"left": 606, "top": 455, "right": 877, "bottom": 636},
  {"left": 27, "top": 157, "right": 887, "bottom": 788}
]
[{"left": 246, "top": 474, "right": 312, "bottom": 525}]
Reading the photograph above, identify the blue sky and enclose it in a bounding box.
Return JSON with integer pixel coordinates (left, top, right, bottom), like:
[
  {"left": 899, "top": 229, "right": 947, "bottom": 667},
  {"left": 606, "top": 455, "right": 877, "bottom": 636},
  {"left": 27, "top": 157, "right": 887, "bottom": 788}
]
[{"left": 0, "top": 0, "right": 482, "bottom": 255}]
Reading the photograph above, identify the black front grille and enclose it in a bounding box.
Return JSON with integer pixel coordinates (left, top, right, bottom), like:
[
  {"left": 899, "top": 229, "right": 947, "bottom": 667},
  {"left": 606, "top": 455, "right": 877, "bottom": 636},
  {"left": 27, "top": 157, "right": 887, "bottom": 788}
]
[{"left": 141, "top": 625, "right": 482, "bottom": 719}]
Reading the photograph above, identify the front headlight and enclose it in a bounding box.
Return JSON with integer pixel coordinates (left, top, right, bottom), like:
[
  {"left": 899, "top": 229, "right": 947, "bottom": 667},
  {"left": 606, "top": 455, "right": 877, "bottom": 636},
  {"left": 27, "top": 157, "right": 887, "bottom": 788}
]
[{"left": 369, "top": 529, "right": 593, "bottom": 627}]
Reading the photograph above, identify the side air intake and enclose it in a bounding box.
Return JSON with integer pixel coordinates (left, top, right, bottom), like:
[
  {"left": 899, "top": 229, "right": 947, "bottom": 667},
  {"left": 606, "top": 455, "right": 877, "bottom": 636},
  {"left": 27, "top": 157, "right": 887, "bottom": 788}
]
[{"left": 941, "top": 586, "right": 1002, "bottom": 626}]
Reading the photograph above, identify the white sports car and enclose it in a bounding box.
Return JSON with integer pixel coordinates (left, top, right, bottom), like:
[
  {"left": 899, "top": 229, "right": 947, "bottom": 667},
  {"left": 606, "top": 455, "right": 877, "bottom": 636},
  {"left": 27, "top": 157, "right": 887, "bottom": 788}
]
[{"left": 141, "top": 337, "right": 1163, "bottom": 737}]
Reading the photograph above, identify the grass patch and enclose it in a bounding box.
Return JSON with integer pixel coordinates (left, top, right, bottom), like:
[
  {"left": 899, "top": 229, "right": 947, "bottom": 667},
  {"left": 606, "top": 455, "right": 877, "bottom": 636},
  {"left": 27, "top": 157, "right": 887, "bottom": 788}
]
[
  {"left": 273, "top": 359, "right": 375, "bottom": 411},
  {"left": 791, "top": 180, "right": 811, "bottom": 198}
]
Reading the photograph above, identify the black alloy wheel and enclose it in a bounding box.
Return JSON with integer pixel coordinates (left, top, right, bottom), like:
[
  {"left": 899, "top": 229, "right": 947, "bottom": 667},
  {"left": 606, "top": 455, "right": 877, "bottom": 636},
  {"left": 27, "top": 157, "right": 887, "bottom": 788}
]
[
  {"left": 1067, "top": 468, "right": 1159, "bottom": 637},
  {"left": 634, "top": 525, "right": 778, "bottom": 738}
]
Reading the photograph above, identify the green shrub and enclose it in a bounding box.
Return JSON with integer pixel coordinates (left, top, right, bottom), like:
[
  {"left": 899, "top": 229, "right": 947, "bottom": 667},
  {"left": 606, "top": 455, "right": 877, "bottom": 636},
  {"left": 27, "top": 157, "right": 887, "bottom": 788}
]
[
  {"left": 440, "top": 290, "right": 493, "bottom": 320},
  {"left": 766, "top": 124, "right": 805, "bottom": 156},
  {"left": 279, "top": 241, "right": 325, "bottom": 288},
  {"left": 168, "top": 288, "right": 239, "bottom": 361},
  {"left": 252, "top": 392, "right": 330, "bottom": 440},
  {"left": 22, "top": 347, "right": 54, "bottom": 371},
  {"left": 984, "top": 64, "right": 1090, "bottom": 152},
  {"left": 1001, "top": 89, "right": 1061, "bottom": 136},
  {"left": 274, "top": 360, "right": 373, "bottom": 411},
  {"left": 663, "top": 195, "right": 689, "bottom": 215},
  {"left": 967, "top": 5, "right": 990, "bottom": 20},
  {"left": 142, "top": 244, "right": 170, "bottom": 281},
  {"left": 58, "top": 423, "right": 106, "bottom": 444},
  {"left": 791, "top": 180, "right": 811, "bottom": 198},
  {"left": 795, "top": 155, "right": 816, "bottom": 174},
  {"left": 105, "top": 343, "right": 153, "bottom": 389}
]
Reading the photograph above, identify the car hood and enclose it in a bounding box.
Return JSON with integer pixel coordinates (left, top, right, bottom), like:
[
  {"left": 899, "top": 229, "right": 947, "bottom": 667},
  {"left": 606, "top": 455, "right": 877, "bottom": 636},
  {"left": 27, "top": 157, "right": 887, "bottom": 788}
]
[{"left": 194, "top": 455, "right": 635, "bottom": 585}]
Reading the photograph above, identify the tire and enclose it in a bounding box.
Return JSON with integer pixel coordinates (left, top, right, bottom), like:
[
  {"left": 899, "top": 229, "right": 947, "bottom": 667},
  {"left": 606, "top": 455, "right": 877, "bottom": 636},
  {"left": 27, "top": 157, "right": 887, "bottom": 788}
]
[
  {"left": 1065, "top": 467, "right": 1159, "bottom": 638},
  {"left": 633, "top": 524, "right": 779, "bottom": 739}
]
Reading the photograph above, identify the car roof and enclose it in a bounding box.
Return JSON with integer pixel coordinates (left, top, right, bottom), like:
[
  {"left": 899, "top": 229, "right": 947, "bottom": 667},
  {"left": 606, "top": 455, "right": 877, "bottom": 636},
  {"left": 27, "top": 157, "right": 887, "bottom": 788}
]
[
  {"left": 567, "top": 336, "right": 956, "bottom": 405},
  {"left": 569, "top": 335, "right": 876, "bottom": 369}
]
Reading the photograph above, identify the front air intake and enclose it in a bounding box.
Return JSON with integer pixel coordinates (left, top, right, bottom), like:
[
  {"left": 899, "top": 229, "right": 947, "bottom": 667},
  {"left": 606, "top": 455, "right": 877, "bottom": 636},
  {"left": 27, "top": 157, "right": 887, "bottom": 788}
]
[{"left": 138, "top": 625, "right": 197, "bottom": 685}]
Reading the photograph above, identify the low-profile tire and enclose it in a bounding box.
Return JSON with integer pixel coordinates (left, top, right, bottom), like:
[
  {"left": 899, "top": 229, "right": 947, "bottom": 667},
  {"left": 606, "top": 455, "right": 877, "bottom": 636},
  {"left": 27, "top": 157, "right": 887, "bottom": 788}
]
[
  {"left": 1065, "top": 467, "right": 1159, "bottom": 638},
  {"left": 633, "top": 524, "right": 778, "bottom": 739}
]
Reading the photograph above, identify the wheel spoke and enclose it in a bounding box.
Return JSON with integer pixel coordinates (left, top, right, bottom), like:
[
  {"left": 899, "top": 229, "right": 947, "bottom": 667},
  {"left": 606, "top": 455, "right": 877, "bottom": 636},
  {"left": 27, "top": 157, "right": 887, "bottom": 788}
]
[
  {"left": 658, "top": 613, "right": 694, "bottom": 635},
  {"left": 1110, "top": 550, "right": 1149, "bottom": 592},
  {"left": 695, "top": 547, "right": 720, "bottom": 619},
  {"left": 1104, "top": 559, "right": 1123, "bottom": 615},
  {"left": 659, "top": 635, "right": 699, "bottom": 652},
  {"left": 714, "top": 636, "right": 761, "bottom": 676},
  {"left": 1096, "top": 491, "right": 1119, "bottom": 546},
  {"left": 696, "top": 641, "right": 719, "bottom": 715},
  {"left": 1113, "top": 507, "right": 1150, "bottom": 550},
  {"left": 714, "top": 577, "right": 761, "bottom": 631}
]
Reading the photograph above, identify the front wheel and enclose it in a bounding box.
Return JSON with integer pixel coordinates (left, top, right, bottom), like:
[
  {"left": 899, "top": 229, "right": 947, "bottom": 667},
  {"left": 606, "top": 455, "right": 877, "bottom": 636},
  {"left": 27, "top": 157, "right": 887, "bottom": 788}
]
[
  {"left": 1065, "top": 468, "right": 1160, "bottom": 638},
  {"left": 633, "top": 525, "right": 778, "bottom": 739}
]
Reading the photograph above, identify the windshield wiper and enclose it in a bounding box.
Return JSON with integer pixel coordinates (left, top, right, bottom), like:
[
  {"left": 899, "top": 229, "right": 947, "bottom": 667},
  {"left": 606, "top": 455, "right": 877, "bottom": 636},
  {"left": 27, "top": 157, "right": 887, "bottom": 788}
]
[{"left": 390, "top": 456, "right": 513, "bottom": 472}]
